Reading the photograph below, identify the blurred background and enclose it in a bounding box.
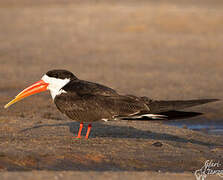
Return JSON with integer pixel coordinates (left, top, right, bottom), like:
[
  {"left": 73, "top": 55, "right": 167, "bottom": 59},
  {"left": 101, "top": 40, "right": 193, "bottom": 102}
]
[{"left": 0, "top": 0, "right": 223, "bottom": 133}]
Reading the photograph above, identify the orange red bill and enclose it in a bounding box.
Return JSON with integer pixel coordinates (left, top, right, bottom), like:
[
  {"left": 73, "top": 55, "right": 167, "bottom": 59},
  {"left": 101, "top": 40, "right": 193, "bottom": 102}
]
[{"left": 4, "top": 80, "right": 49, "bottom": 108}]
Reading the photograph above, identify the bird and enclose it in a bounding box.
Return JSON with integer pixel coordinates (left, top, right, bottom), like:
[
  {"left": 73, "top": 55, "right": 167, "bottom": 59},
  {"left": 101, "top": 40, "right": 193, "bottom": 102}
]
[{"left": 4, "top": 69, "right": 219, "bottom": 139}]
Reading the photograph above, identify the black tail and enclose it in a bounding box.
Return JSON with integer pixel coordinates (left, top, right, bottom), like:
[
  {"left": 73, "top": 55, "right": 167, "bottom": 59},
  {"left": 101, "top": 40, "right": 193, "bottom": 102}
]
[{"left": 148, "top": 99, "right": 219, "bottom": 113}]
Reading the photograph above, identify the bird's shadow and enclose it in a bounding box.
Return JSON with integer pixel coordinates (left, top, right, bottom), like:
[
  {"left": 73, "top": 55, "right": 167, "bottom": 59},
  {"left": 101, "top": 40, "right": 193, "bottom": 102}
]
[{"left": 19, "top": 120, "right": 221, "bottom": 147}]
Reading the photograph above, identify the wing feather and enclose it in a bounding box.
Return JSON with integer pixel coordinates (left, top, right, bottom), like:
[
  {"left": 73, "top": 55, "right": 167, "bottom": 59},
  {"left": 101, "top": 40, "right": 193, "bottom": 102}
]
[{"left": 54, "top": 93, "right": 148, "bottom": 122}]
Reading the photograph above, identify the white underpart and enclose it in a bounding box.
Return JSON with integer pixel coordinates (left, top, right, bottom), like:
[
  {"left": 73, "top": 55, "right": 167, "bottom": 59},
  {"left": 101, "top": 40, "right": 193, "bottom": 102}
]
[
  {"left": 127, "top": 114, "right": 167, "bottom": 120},
  {"left": 141, "top": 114, "right": 167, "bottom": 119},
  {"left": 101, "top": 117, "right": 118, "bottom": 122},
  {"left": 41, "top": 74, "right": 70, "bottom": 99}
]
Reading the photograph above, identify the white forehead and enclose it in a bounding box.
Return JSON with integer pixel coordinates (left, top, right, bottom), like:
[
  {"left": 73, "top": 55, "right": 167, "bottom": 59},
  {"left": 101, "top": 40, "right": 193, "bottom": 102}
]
[{"left": 42, "top": 74, "right": 70, "bottom": 85}]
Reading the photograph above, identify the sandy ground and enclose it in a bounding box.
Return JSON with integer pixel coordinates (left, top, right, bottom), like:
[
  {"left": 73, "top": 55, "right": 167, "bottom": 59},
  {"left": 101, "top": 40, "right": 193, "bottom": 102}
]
[
  {"left": 1, "top": 171, "right": 222, "bottom": 180},
  {"left": 0, "top": 0, "right": 223, "bottom": 179}
]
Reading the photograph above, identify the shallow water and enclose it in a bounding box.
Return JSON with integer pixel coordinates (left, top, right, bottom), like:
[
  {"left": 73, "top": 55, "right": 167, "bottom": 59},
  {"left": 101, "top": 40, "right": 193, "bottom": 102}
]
[{"left": 166, "top": 120, "right": 223, "bottom": 136}]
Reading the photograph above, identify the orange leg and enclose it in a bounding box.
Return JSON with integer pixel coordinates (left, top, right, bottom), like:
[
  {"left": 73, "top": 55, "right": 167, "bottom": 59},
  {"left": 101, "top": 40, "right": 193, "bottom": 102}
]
[
  {"left": 73, "top": 122, "right": 83, "bottom": 138},
  {"left": 85, "top": 124, "right": 92, "bottom": 139}
]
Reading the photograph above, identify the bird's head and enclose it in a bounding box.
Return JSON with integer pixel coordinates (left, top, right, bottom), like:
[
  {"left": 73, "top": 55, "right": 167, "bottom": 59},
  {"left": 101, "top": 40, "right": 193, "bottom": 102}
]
[{"left": 4, "top": 69, "right": 77, "bottom": 108}]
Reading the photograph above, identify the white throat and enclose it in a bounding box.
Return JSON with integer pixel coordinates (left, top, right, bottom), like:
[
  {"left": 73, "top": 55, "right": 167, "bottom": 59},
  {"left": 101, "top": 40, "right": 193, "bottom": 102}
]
[{"left": 42, "top": 74, "right": 70, "bottom": 99}]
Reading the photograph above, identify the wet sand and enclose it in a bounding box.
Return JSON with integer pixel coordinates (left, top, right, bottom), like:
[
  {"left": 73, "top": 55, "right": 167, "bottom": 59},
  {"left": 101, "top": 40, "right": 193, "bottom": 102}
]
[{"left": 0, "top": 0, "right": 223, "bottom": 179}]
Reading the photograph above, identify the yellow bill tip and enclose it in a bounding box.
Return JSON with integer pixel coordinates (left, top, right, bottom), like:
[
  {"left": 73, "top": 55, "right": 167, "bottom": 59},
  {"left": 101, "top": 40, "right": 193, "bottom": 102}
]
[
  {"left": 4, "top": 97, "right": 21, "bottom": 109},
  {"left": 4, "top": 103, "right": 11, "bottom": 109},
  {"left": 4, "top": 100, "right": 14, "bottom": 109}
]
